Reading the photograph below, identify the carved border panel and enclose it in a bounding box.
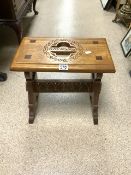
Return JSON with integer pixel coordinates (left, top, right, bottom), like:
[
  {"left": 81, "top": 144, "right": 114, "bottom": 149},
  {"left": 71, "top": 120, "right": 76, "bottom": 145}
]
[{"left": 43, "top": 39, "right": 83, "bottom": 62}]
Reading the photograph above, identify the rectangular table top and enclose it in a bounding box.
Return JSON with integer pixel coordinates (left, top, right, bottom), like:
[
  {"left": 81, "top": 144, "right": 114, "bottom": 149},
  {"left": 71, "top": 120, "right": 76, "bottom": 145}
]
[{"left": 10, "top": 37, "right": 116, "bottom": 73}]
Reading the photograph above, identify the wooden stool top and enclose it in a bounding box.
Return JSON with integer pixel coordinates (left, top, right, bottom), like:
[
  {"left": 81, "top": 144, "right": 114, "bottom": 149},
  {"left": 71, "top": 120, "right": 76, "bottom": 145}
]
[{"left": 10, "top": 37, "right": 116, "bottom": 73}]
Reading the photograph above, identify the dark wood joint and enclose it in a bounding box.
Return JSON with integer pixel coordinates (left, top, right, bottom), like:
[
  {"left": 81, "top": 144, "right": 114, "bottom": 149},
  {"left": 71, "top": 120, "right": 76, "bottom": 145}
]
[
  {"left": 95, "top": 73, "right": 103, "bottom": 81},
  {"left": 24, "top": 72, "right": 36, "bottom": 80}
]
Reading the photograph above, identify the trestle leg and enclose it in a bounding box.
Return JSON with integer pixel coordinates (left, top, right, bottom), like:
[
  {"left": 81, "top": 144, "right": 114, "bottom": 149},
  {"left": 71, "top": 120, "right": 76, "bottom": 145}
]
[
  {"left": 90, "top": 73, "right": 103, "bottom": 125},
  {"left": 25, "top": 72, "right": 39, "bottom": 124}
]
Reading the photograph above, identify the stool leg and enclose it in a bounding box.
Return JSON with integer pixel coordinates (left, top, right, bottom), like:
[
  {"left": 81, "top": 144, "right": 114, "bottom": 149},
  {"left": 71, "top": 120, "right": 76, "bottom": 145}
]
[
  {"left": 90, "top": 73, "right": 102, "bottom": 125},
  {"left": 25, "top": 72, "right": 39, "bottom": 124},
  {"left": 27, "top": 87, "right": 39, "bottom": 124},
  {"left": 92, "top": 90, "right": 100, "bottom": 125}
]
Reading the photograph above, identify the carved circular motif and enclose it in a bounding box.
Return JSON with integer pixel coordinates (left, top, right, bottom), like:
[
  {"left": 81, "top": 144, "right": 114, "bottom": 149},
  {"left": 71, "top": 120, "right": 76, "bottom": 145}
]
[{"left": 43, "top": 39, "right": 83, "bottom": 62}]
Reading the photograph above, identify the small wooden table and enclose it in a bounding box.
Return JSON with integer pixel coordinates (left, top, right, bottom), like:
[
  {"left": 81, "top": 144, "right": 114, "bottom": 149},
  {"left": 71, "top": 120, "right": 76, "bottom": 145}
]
[{"left": 10, "top": 37, "right": 116, "bottom": 124}]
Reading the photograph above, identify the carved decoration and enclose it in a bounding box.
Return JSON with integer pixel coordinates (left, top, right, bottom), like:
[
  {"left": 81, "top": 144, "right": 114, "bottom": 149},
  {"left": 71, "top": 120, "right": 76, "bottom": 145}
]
[
  {"left": 31, "top": 80, "right": 93, "bottom": 93},
  {"left": 43, "top": 39, "right": 83, "bottom": 62}
]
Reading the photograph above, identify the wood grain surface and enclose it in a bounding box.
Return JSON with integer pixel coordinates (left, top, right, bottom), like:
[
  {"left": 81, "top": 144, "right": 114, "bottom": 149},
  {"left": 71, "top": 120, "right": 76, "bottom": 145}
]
[{"left": 10, "top": 37, "right": 116, "bottom": 73}]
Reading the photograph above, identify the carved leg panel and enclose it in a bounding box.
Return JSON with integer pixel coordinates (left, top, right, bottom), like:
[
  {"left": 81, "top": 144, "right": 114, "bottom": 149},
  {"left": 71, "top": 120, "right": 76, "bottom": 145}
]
[{"left": 24, "top": 72, "right": 102, "bottom": 124}]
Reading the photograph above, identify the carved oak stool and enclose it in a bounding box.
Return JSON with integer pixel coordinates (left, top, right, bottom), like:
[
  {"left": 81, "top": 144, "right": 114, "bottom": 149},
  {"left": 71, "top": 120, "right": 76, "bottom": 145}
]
[{"left": 10, "top": 37, "right": 116, "bottom": 124}]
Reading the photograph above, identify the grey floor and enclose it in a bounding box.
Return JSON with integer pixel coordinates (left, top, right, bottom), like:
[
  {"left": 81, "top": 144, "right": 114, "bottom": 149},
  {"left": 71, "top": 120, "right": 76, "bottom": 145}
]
[{"left": 0, "top": 0, "right": 131, "bottom": 175}]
